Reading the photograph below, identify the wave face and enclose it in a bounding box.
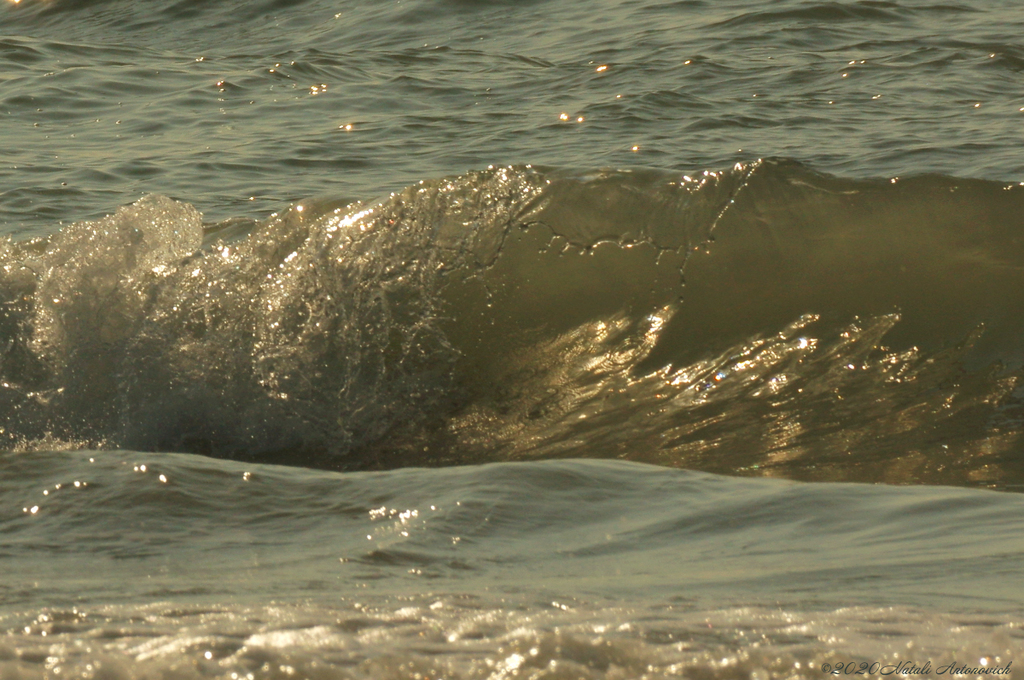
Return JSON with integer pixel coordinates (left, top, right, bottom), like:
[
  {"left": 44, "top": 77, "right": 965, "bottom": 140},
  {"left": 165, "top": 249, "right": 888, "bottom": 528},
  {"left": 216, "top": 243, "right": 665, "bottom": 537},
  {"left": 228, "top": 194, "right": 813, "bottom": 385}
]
[{"left": 1, "top": 160, "right": 1023, "bottom": 486}]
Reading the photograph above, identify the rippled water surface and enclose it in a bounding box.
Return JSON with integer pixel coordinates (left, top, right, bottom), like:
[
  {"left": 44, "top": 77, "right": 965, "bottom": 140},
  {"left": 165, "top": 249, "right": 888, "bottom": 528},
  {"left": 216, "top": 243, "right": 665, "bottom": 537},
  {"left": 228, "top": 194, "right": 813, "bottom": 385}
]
[
  {"left": 2, "top": 0, "right": 1024, "bottom": 676},
  {"left": 3, "top": 0, "right": 1024, "bottom": 234}
]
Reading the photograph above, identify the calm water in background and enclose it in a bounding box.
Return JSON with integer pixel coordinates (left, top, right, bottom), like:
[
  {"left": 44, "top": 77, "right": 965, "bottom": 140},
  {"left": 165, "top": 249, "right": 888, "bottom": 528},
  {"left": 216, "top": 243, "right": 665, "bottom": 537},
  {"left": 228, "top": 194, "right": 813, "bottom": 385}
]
[
  {"left": 3, "top": 0, "right": 1024, "bottom": 235},
  {"left": 2, "top": 0, "right": 1024, "bottom": 677}
]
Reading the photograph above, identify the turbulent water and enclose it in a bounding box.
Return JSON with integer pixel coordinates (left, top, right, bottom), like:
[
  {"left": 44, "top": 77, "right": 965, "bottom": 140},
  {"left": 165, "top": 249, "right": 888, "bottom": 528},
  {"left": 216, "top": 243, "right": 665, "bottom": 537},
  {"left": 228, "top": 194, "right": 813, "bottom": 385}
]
[{"left": 2, "top": 0, "right": 1024, "bottom": 677}]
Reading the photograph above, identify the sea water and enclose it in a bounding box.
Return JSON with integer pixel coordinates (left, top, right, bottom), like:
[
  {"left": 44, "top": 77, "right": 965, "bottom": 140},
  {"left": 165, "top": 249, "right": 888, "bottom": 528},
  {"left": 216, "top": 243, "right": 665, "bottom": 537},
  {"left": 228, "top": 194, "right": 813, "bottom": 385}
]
[{"left": 1, "top": 0, "right": 1023, "bottom": 677}]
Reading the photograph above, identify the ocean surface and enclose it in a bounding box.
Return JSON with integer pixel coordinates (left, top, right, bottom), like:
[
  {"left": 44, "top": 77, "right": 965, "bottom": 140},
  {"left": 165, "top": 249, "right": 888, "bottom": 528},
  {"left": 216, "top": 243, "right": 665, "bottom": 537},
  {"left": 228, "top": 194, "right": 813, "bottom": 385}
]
[{"left": 2, "top": 0, "right": 1024, "bottom": 677}]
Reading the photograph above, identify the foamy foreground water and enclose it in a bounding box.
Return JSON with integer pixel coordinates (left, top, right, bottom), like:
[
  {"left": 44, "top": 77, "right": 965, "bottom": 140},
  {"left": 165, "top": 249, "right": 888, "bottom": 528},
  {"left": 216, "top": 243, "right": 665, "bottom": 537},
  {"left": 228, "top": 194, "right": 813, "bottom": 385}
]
[
  {"left": 1, "top": 600, "right": 1019, "bottom": 679},
  {"left": 2, "top": 452, "right": 1023, "bottom": 678}
]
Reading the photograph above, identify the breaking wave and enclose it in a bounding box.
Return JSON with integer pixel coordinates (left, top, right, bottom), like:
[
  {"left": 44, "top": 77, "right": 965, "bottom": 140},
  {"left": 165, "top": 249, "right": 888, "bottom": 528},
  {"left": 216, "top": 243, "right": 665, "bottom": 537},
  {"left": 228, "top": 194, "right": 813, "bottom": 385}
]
[{"left": 2, "top": 160, "right": 1023, "bottom": 487}]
